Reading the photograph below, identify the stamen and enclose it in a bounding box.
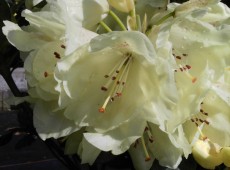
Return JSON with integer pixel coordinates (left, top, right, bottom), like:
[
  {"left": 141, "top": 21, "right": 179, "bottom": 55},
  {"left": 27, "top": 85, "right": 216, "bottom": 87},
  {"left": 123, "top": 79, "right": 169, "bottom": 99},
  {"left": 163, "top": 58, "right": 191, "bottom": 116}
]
[
  {"left": 140, "top": 136, "right": 151, "bottom": 161},
  {"left": 61, "top": 44, "right": 66, "bottom": 49},
  {"left": 111, "top": 57, "right": 131, "bottom": 99},
  {"left": 99, "top": 54, "right": 133, "bottom": 112},
  {"left": 184, "top": 70, "right": 197, "bottom": 83},
  {"left": 98, "top": 96, "right": 111, "bottom": 113}
]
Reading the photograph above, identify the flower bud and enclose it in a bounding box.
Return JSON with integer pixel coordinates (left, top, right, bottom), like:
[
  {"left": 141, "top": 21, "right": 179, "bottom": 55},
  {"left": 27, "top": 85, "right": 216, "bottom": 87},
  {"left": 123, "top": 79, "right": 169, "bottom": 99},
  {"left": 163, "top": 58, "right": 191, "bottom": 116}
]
[
  {"left": 108, "top": 0, "right": 134, "bottom": 13},
  {"left": 192, "top": 139, "right": 222, "bottom": 169}
]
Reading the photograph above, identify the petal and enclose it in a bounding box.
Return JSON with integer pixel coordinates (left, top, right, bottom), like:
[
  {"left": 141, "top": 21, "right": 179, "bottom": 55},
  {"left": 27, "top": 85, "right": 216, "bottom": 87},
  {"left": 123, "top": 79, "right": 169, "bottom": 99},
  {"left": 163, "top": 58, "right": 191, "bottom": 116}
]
[
  {"left": 2, "top": 21, "right": 47, "bottom": 51},
  {"left": 148, "top": 123, "right": 183, "bottom": 169},
  {"left": 128, "top": 142, "right": 154, "bottom": 170},
  {"left": 79, "top": 137, "right": 101, "bottom": 165},
  {"left": 84, "top": 116, "right": 146, "bottom": 155},
  {"left": 64, "top": 128, "right": 84, "bottom": 155},
  {"left": 22, "top": 9, "right": 64, "bottom": 40},
  {"left": 57, "top": 31, "right": 176, "bottom": 132},
  {"left": 192, "top": 139, "right": 222, "bottom": 169},
  {"left": 33, "top": 100, "right": 79, "bottom": 140}
]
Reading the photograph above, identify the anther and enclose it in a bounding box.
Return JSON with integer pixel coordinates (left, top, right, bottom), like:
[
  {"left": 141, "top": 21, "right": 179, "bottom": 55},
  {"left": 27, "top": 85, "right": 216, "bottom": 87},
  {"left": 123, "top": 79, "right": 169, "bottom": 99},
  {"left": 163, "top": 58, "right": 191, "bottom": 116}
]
[
  {"left": 101, "top": 86, "right": 108, "bottom": 91},
  {"left": 204, "top": 120, "right": 210, "bottom": 125},
  {"left": 54, "top": 52, "right": 61, "bottom": 59},
  {"left": 186, "top": 65, "right": 191, "bottom": 69},
  {"left": 61, "top": 44, "right": 66, "bottom": 49},
  {"left": 44, "top": 72, "right": 48, "bottom": 77},
  {"left": 176, "top": 56, "right": 182, "bottom": 60}
]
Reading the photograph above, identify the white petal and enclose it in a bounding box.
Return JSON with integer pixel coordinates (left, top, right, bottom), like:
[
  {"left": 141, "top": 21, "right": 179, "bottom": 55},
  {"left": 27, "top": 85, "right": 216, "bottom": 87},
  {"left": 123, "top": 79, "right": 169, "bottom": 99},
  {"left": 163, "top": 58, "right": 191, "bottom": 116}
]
[{"left": 33, "top": 100, "right": 79, "bottom": 140}]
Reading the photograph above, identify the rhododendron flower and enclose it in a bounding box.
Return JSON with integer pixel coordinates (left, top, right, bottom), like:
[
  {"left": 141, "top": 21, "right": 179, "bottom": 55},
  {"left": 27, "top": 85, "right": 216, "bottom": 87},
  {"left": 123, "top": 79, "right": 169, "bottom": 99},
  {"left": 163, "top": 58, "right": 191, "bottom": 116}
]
[
  {"left": 2, "top": 0, "right": 230, "bottom": 169},
  {"left": 55, "top": 31, "right": 176, "bottom": 132}
]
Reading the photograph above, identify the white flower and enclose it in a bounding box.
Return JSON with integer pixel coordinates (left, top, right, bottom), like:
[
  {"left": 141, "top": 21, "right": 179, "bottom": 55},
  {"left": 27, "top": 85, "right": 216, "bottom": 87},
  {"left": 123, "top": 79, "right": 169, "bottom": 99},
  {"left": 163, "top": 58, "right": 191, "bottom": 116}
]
[
  {"left": 55, "top": 31, "right": 176, "bottom": 133},
  {"left": 2, "top": 0, "right": 98, "bottom": 140}
]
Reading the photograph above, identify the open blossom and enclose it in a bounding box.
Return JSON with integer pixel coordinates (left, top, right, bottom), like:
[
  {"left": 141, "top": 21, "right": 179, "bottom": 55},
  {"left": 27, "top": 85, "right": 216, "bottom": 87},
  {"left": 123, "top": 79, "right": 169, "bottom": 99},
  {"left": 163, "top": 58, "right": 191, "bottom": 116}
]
[
  {"left": 2, "top": 0, "right": 100, "bottom": 139},
  {"left": 149, "top": 1, "right": 230, "bottom": 169},
  {"left": 55, "top": 30, "right": 176, "bottom": 133},
  {"left": 2, "top": 0, "right": 230, "bottom": 169}
]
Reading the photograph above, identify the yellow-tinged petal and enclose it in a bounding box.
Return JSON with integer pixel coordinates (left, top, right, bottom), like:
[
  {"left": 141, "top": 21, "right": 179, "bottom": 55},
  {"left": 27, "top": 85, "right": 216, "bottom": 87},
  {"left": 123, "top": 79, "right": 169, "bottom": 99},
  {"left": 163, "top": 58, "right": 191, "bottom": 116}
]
[
  {"left": 221, "top": 147, "right": 230, "bottom": 167},
  {"left": 192, "top": 139, "right": 222, "bottom": 169}
]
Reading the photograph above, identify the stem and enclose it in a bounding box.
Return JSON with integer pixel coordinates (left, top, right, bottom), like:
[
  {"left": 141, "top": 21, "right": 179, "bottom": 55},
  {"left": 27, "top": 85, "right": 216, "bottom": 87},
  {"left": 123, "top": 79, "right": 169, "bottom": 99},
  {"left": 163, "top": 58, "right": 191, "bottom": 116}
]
[
  {"left": 136, "top": 15, "right": 141, "bottom": 32},
  {"left": 0, "top": 68, "right": 22, "bottom": 97},
  {"left": 99, "top": 21, "right": 112, "bottom": 32},
  {"left": 109, "top": 10, "right": 127, "bottom": 31},
  {"left": 155, "top": 11, "right": 175, "bottom": 26}
]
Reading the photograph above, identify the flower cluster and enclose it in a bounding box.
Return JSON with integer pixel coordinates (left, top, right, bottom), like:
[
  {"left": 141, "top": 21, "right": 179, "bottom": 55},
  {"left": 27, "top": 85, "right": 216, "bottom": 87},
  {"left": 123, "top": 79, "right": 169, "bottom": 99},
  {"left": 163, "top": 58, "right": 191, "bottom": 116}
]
[{"left": 2, "top": 0, "right": 230, "bottom": 169}]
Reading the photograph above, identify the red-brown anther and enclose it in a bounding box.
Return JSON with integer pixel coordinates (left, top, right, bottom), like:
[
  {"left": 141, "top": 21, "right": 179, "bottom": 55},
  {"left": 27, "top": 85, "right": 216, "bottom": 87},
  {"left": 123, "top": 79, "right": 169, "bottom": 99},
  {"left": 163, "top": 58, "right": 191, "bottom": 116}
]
[
  {"left": 44, "top": 72, "right": 48, "bottom": 77},
  {"left": 116, "top": 70, "right": 119, "bottom": 73},
  {"left": 101, "top": 86, "right": 108, "bottom": 91},
  {"left": 204, "top": 120, "right": 210, "bottom": 125},
  {"left": 199, "top": 119, "right": 204, "bottom": 123},
  {"left": 191, "top": 118, "right": 195, "bottom": 122},
  {"left": 182, "top": 53, "right": 187, "bottom": 57},
  {"left": 104, "top": 75, "right": 109, "bottom": 78},
  {"left": 176, "top": 56, "right": 182, "bottom": 60},
  {"left": 54, "top": 52, "right": 61, "bottom": 59},
  {"left": 186, "top": 65, "right": 191, "bottom": 69},
  {"left": 174, "top": 70, "right": 178, "bottom": 72},
  {"left": 200, "top": 109, "right": 204, "bottom": 113},
  {"left": 145, "top": 157, "right": 151, "bottom": 162},
  {"left": 179, "top": 67, "right": 183, "bottom": 72},
  {"left": 195, "top": 122, "right": 199, "bottom": 127},
  {"left": 116, "top": 81, "right": 120, "bottom": 84},
  {"left": 195, "top": 118, "right": 198, "bottom": 121},
  {"left": 112, "top": 76, "right": 116, "bottom": 80},
  {"left": 203, "top": 112, "right": 208, "bottom": 116},
  {"left": 61, "top": 44, "right": 66, "bottom": 49},
  {"left": 116, "top": 93, "right": 122, "bottom": 97}
]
